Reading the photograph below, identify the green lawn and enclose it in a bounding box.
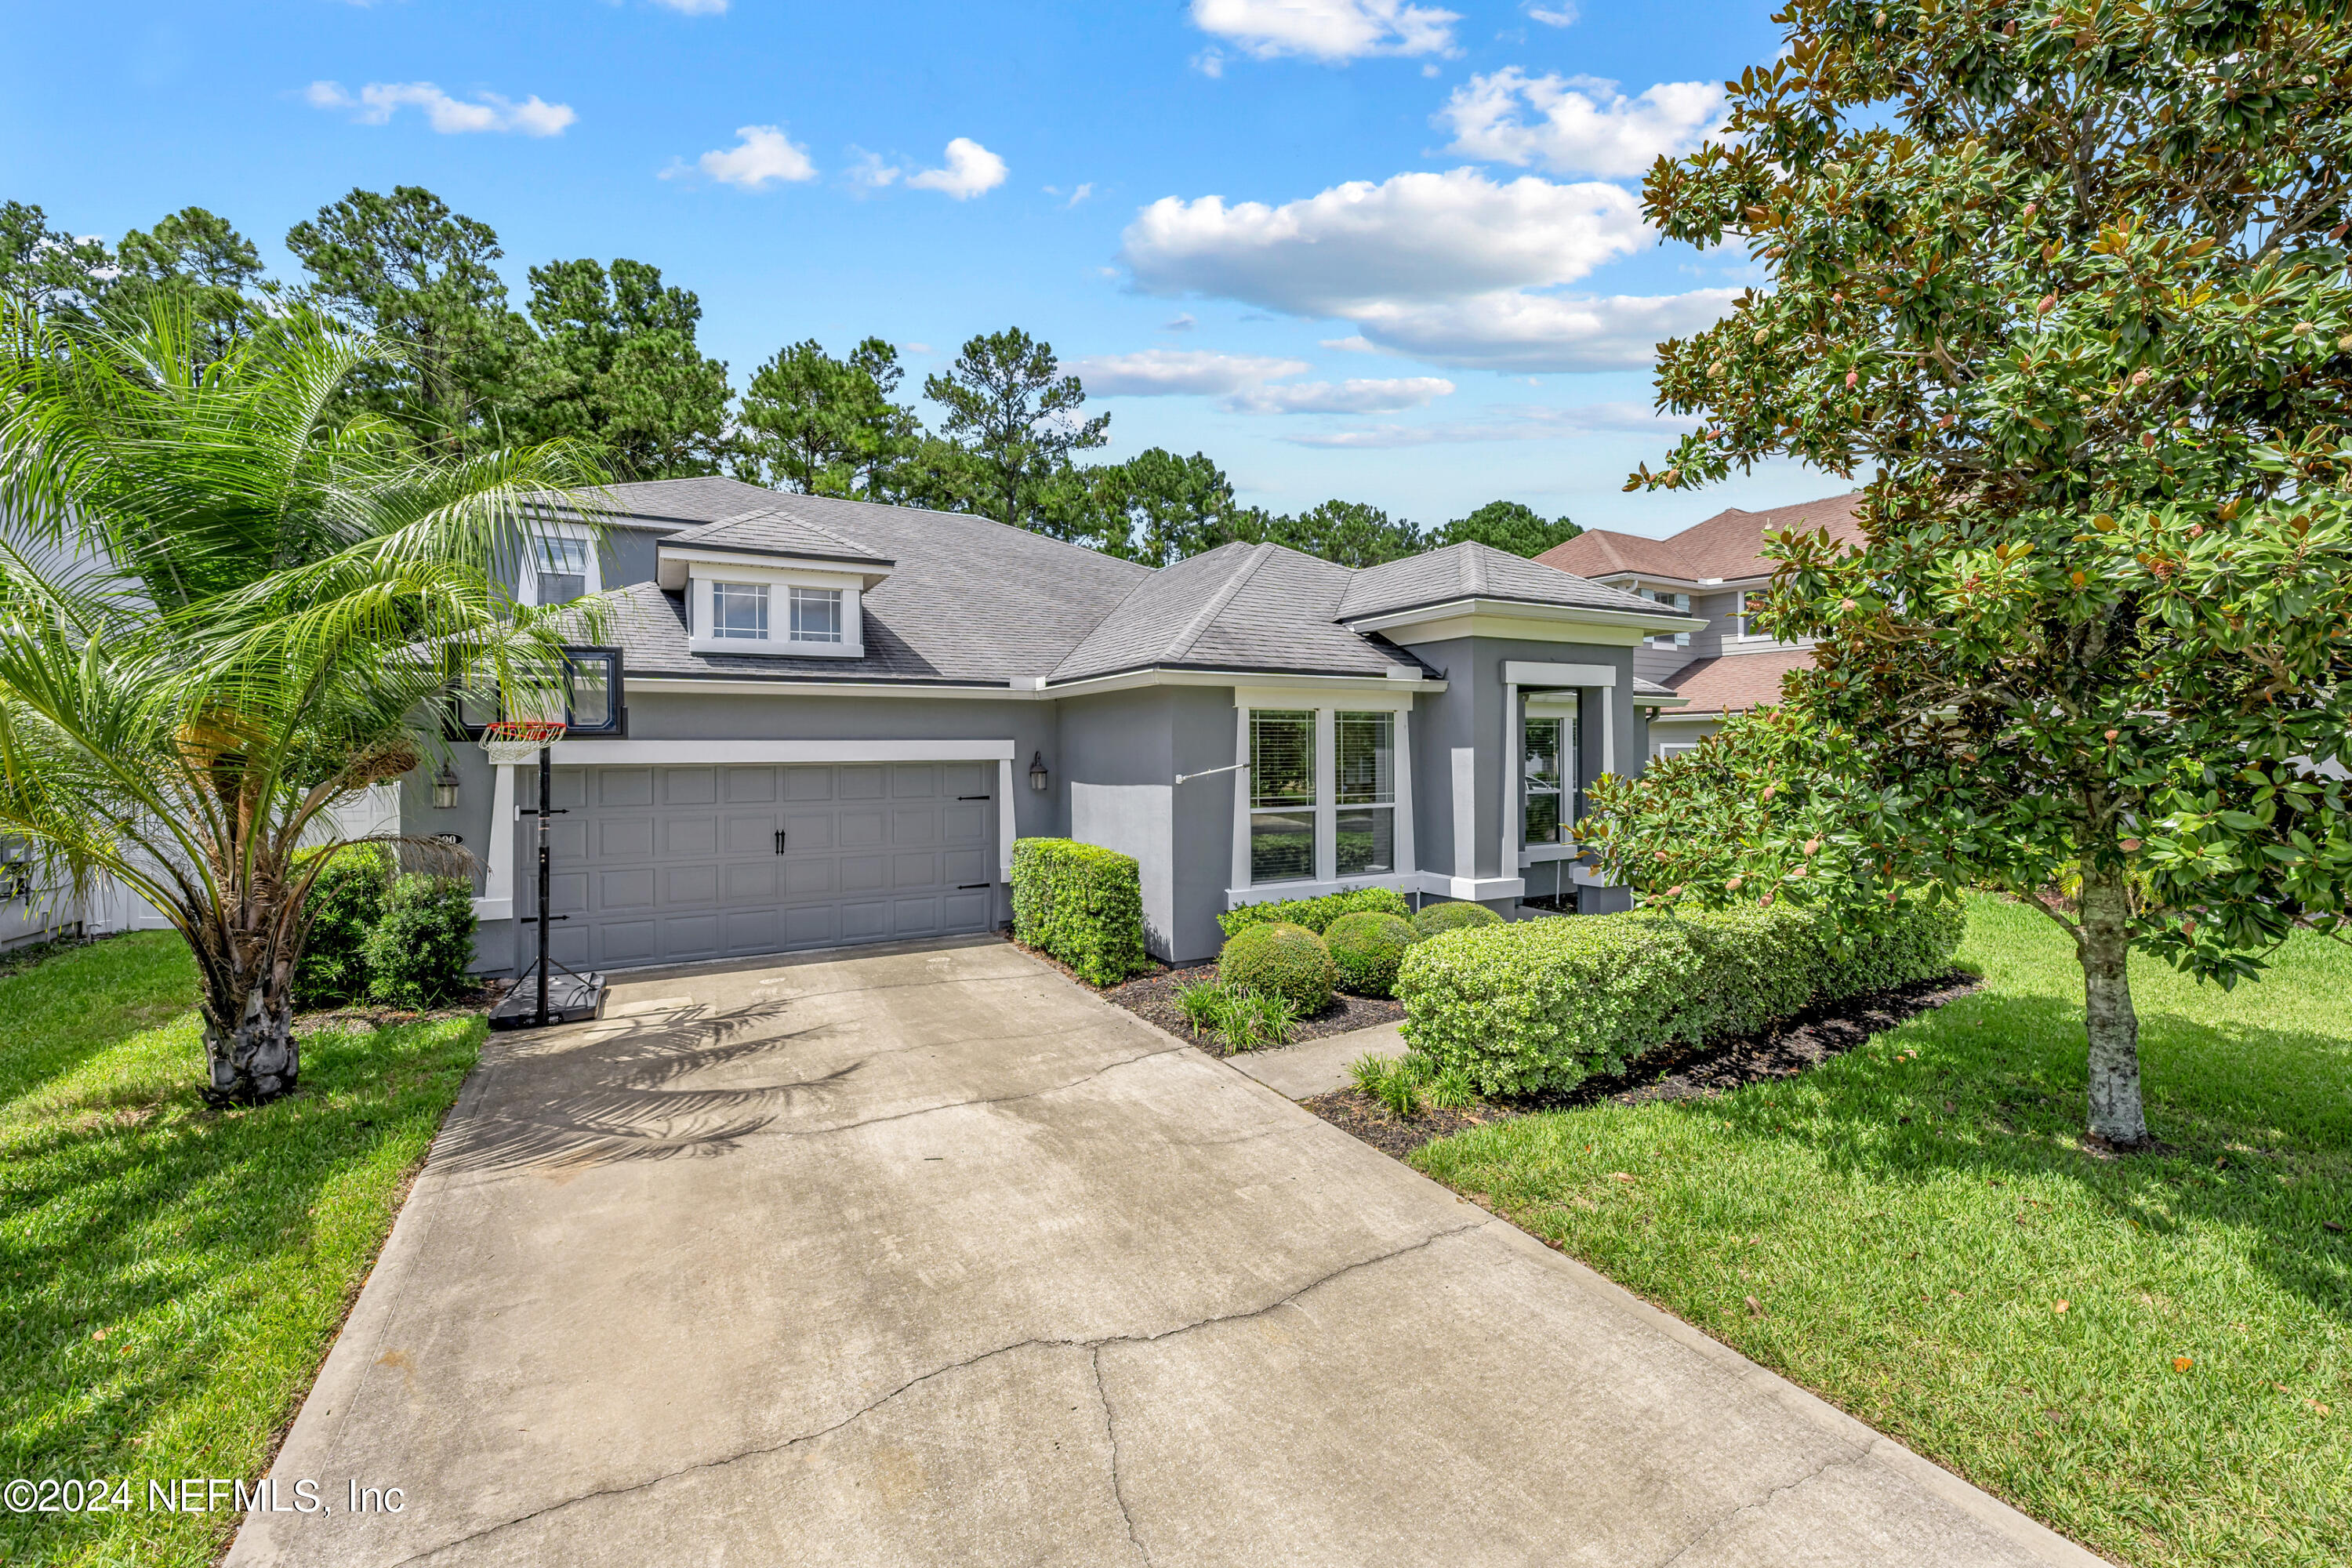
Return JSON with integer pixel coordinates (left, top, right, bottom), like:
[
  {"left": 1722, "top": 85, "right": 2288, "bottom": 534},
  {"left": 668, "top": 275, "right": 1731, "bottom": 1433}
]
[
  {"left": 0, "top": 933, "right": 481, "bottom": 1567},
  {"left": 1414, "top": 895, "right": 2350, "bottom": 1568}
]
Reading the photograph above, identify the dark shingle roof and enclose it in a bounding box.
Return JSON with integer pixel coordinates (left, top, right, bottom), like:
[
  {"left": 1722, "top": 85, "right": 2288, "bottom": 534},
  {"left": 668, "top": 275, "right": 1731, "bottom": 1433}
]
[
  {"left": 532, "top": 476, "right": 787, "bottom": 532},
  {"left": 1338, "top": 542, "right": 1662, "bottom": 621},
  {"left": 666, "top": 506, "right": 894, "bottom": 568}
]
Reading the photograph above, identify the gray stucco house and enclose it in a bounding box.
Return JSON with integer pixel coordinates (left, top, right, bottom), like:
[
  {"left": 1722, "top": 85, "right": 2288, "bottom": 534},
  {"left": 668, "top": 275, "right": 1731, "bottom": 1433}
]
[{"left": 412, "top": 477, "right": 1703, "bottom": 971}]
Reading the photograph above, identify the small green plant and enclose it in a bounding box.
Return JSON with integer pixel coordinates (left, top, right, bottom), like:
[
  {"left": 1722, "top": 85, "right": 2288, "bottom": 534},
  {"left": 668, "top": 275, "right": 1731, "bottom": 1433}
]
[
  {"left": 1217, "top": 920, "right": 1334, "bottom": 1012},
  {"left": 1324, "top": 909, "right": 1421, "bottom": 996},
  {"left": 1428, "top": 1065, "right": 1477, "bottom": 1110},
  {"left": 1218, "top": 986, "right": 1299, "bottom": 1052},
  {"left": 1370, "top": 1061, "right": 1421, "bottom": 1120},
  {"left": 1348, "top": 1052, "right": 1392, "bottom": 1095},
  {"left": 364, "top": 874, "right": 478, "bottom": 1007},
  {"left": 1174, "top": 976, "right": 1228, "bottom": 1037},
  {"left": 1411, "top": 901, "right": 1504, "bottom": 938}
]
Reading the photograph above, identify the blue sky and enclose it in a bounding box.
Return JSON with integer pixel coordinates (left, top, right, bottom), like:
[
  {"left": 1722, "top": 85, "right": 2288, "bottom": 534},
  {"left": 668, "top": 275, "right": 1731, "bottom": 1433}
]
[{"left": 2, "top": 0, "right": 1846, "bottom": 538}]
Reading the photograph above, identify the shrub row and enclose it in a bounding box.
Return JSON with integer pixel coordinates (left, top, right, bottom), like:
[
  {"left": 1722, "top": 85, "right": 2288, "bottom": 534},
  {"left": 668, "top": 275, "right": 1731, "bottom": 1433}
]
[
  {"left": 1011, "top": 838, "right": 1149, "bottom": 985},
  {"left": 294, "top": 845, "right": 479, "bottom": 1008},
  {"left": 1216, "top": 885, "right": 1409, "bottom": 937},
  {"left": 1396, "top": 898, "right": 1964, "bottom": 1097}
]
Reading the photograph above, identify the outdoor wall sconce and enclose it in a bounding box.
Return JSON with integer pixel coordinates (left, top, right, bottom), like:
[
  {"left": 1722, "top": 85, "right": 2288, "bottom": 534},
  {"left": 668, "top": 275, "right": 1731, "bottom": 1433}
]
[
  {"left": 1029, "top": 751, "right": 1049, "bottom": 792},
  {"left": 432, "top": 764, "right": 461, "bottom": 810}
]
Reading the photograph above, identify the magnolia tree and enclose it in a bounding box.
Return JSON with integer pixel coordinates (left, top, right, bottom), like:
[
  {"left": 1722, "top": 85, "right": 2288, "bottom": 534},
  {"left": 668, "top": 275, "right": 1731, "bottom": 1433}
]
[{"left": 1587, "top": 0, "right": 2352, "bottom": 1150}]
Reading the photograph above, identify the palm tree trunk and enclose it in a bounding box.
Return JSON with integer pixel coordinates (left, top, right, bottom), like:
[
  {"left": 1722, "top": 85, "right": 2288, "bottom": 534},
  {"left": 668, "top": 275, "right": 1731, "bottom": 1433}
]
[
  {"left": 2076, "top": 860, "right": 2148, "bottom": 1149},
  {"left": 201, "top": 971, "right": 299, "bottom": 1105}
]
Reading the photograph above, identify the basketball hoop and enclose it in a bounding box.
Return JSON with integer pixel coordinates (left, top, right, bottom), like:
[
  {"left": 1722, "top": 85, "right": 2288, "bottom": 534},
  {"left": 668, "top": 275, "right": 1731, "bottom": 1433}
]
[{"left": 480, "top": 719, "right": 567, "bottom": 766}]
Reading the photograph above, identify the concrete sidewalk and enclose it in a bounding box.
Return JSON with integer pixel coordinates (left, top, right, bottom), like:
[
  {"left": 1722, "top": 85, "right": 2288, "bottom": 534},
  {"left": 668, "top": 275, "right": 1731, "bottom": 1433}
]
[
  {"left": 1225, "top": 1018, "right": 1404, "bottom": 1099},
  {"left": 230, "top": 937, "right": 2098, "bottom": 1567}
]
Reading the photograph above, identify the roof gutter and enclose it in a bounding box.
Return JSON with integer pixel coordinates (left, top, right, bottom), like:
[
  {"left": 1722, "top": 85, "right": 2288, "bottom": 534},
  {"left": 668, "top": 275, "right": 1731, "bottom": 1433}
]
[{"left": 1340, "top": 596, "right": 1708, "bottom": 637}]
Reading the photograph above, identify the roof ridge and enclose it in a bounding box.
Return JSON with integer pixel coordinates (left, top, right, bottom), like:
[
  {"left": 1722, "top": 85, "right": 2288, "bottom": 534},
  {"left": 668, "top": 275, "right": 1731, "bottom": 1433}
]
[
  {"left": 1167, "top": 543, "right": 1276, "bottom": 662},
  {"left": 1461, "top": 542, "right": 1487, "bottom": 597}
]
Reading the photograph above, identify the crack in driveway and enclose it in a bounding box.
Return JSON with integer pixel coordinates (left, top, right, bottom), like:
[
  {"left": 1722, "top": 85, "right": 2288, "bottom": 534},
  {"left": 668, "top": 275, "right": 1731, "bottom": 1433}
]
[{"left": 382, "top": 1220, "right": 1491, "bottom": 1566}]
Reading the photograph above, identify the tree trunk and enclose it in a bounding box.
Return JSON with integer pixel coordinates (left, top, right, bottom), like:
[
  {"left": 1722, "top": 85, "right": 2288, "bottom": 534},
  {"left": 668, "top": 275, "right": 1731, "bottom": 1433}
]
[
  {"left": 202, "top": 984, "right": 299, "bottom": 1106},
  {"left": 2076, "top": 861, "right": 2149, "bottom": 1149}
]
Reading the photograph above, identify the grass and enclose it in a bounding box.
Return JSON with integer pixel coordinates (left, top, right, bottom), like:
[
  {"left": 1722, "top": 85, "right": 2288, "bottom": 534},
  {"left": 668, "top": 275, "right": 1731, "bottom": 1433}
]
[
  {"left": 1414, "top": 895, "right": 2350, "bottom": 1568},
  {"left": 0, "top": 933, "right": 483, "bottom": 1567}
]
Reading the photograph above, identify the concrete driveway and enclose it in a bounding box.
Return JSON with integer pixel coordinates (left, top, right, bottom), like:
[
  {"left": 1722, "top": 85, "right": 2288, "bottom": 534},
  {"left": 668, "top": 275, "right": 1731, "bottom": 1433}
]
[{"left": 230, "top": 937, "right": 2096, "bottom": 1567}]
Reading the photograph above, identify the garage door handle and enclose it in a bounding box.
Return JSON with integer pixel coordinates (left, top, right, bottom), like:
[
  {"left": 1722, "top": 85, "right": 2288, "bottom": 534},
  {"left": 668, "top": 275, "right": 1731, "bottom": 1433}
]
[
  {"left": 959, "top": 883, "right": 991, "bottom": 890},
  {"left": 773, "top": 829, "right": 787, "bottom": 855}
]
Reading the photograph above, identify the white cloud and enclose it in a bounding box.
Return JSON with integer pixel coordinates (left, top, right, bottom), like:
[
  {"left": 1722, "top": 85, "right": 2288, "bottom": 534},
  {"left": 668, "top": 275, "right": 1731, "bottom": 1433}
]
[
  {"left": 1347, "top": 288, "right": 1742, "bottom": 370},
  {"left": 1065, "top": 350, "right": 1452, "bottom": 415},
  {"left": 906, "top": 138, "right": 1007, "bottom": 199},
  {"left": 306, "top": 80, "right": 576, "bottom": 136},
  {"left": 666, "top": 125, "right": 817, "bottom": 189},
  {"left": 652, "top": 0, "right": 728, "bottom": 12},
  {"left": 1526, "top": 2, "right": 1578, "bottom": 24},
  {"left": 1322, "top": 335, "right": 1377, "bottom": 352},
  {"left": 1284, "top": 399, "right": 1692, "bottom": 448},
  {"left": 846, "top": 147, "right": 902, "bottom": 190},
  {"left": 1190, "top": 0, "right": 1459, "bottom": 61},
  {"left": 1121, "top": 166, "right": 1737, "bottom": 370},
  {"left": 1438, "top": 70, "right": 1724, "bottom": 179},
  {"left": 1066, "top": 182, "right": 1094, "bottom": 207},
  {"left": 1194, "top": 48, "right": 1227, "bottom": 78},
  {"left": 1067, "top": 350, "right": 1312, "bottom": 397},
  {"left": 1225, "top": 376, "right": 1454, "bottom": 414},
  {"left": 1123, "top": 168, "right": 1646, "bottom": 316},
  {"left": 1164, "top": 312, "right": 1198, "bottom": 331}
]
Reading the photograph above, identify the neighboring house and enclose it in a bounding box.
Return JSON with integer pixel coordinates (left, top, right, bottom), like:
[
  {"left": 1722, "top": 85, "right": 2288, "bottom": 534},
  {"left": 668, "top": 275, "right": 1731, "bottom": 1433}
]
[
  {"left": 408, "top": 477, "right": 1702, "bottom": 970},
  {"left": 1535, "top": 493, "right": 1865, "bottom": 757}
]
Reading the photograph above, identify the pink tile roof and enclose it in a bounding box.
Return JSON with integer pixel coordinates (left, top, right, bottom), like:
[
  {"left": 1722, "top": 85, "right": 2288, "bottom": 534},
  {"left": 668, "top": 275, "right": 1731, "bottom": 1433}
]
[{"left": 1538, "top": 492, "right": 1867, "bottom": 586}]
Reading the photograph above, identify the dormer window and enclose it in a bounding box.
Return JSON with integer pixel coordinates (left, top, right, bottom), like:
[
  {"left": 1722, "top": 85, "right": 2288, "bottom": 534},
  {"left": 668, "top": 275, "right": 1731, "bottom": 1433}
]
[
  {"left": 712, "top": 582, "right": 770, "bottom": 639},
  {"left": 789, "top": 586, "right": 843, "bottom": 644}
]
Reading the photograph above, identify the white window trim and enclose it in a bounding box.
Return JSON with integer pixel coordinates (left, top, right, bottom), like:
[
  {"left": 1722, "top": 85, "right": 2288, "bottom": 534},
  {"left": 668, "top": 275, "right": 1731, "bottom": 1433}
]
[
  {"left": 1733, "top": 589, "right": 1773, "bottom": 642},
  {"left": 684, "top": 561, "right": 864, "bottom": 658},
  {"left": 520, "top": 523, "right": 600, "bottom": 608},
  {"left": 1521, "top": 697, "right": 1576, "bottom": 854},
  {"left": 1638, "top": 586, "right": 1692, "bottom": 648},
  {"left": 1229, "top": 695, "right": 1416, "bottom": 896},
  {"left": 1504, "top": 680, "right": 1610, "bottom": 880}
]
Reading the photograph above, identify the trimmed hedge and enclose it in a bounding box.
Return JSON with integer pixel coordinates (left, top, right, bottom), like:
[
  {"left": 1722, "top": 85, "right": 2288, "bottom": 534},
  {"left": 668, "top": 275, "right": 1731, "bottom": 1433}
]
[
  {"left": 1011, "top": 838, "right": 1149, "bottom": 985},
  {"left": 294, "top": 844, "right": 394, "bottom": 1007},
  {"left": 1396, "top": 898, "right": 1964, "bottom": 1097},
  {"left": 1217, "top": 920, "right": 1334, "bottom": 1012},
  {"left": 1325, "top": 910, "right": 1421, "bottom": 997},
  {"left": 1411, "top": 901, "right": 1504, "bottom": 938},
  {"left": 1218, "top": 885, "right": 1409, "bottom": 938},
  {"left": 365, "top": 874, "right": 479, "bottom": 1008}
]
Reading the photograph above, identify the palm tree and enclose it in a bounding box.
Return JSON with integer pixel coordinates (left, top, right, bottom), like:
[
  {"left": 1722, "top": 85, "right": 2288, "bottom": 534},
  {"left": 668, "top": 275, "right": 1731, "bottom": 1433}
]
[{"left": 0, "top": 299, "right": 608, "bottom": 1102}]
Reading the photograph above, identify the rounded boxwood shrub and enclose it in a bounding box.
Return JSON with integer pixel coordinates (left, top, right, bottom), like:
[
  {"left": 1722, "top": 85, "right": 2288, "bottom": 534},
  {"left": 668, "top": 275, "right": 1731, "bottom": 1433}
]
[
  {"left": 1217, "top": 920, "right": 1334, "bottom": 1013},
  {"left": 295, "top": 844, "right": 393, "bottom": 1007},
  {"left": 1324, "top": 910, "right": 1420, "bottom": 998},
  {"left": 1411, "top": 901, "right": 1503, "bottom": 938},
  {"left": 364, "top": 873, "right": 478, "bottom": 1007}
]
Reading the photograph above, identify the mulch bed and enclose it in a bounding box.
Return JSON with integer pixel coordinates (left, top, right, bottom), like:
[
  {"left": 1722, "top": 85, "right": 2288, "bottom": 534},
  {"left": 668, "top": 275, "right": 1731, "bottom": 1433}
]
[
  {"left": 292, "top": 982, "right": 499, "bottom": 1042},
  {"left": 1301, "top": 969, "right": 1981, "bottom": 1158},
  {"left": 1099, "top": 961, "right": 1406, "bottom": 1053}
]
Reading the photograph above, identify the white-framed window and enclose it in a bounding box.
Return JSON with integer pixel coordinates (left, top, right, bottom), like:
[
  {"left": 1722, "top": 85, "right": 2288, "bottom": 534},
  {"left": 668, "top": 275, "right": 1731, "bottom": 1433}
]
[
  {"left": 1639, "top": 587, "right": 1692, "bottom": 647},
  {"left": 710, "top": 581, "right": 770, "bottom": 640},
  {"left": 1524, "top": 717, "right": 1566, "bottom": 845},
  {"left": 1733, "top": 589, "right": 1771, "bottom": 641},
  {"left": 1243, "top": 703, "right": 1405, "bottom": 887},
  {"left": 1334, "top": 711, "right": 1396, "bottom": 877},
  {"left": 522, "top": 528, "right": 598, "bottom": 607},
  {"left": 1656, "top": 741, "right": 1700, "bottom": 759},
  {"left": 1249, "top": 710, "right": 1316, "bottom": 885},
  {"left": 789, "top": 586, "right": 843, "bottom": 644}
]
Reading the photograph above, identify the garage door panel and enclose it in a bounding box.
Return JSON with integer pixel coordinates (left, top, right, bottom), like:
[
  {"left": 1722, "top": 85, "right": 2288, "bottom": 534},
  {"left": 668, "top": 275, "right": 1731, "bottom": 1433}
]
[
  {"left": 662, "top": 768, "right": 717, "bottom": 805},
  {"left": 783, "top": 858, "right": 837, "bottom": 897},
  {"left": 598, "top": 769, "right": 655, "bottom": 808},
  {"left": 723, "top": 767, "right": 777, "bottom": 803},
  {"left": 598, "top": 867, "right": 658, "bottom": 909},
  {"left": 782, "top": 811, "right": 834, "bottom": 849},
  {"left": 545, "top": 760, "right": 996, "bottom": 967},
  {"left": 667, "top": 864, "right": 720, "bottom": 904},
  {"left": 547, "top": 926, "right": 592, "bottom": 970},
  {"left": 549, "top": 871, "right": 589, "bottom": 916},
  {"left": 600, "top": 818, "right": 655, "bottom": 858},
  {"left": 725, "top": 862, "right": 778, "bottom": 901},
  {"left": 547, "top": 820, "right": 589, "bottom": 861}
]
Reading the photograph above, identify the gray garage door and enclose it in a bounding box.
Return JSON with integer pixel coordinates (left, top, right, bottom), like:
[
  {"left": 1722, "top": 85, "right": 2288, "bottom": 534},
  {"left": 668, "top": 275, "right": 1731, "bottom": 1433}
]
[{"left": 535, "top": 761, "right": 998, "bottom": 971}]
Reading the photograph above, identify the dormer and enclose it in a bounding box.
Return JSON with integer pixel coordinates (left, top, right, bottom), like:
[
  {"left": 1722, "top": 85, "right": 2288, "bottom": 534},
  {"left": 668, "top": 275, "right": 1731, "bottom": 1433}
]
[{"left": 654, "top": 508, "right": 895, "bottom": 659}]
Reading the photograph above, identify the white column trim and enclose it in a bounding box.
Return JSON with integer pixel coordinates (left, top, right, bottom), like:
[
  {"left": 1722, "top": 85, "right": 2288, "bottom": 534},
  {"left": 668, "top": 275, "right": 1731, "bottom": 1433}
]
[
  {"left": 1602, "top": 686, "right": 1617, "bottom": 779},
  {"left": 1500, "top": 678, "right": 1519, "bottom": 887},
  {"left": 1450, "top": 748, "right": 1476, "bottom": 883},
  {"left": 473, "top": 764, "right": 517, "bottom": 922},
  {"left": 1230, "top": 706, "right": 1251, "bottom": 894},
  {"left": 997, "top": 758, "right": 1016, "bottom": 880},
  {"left": 1313, "top": 708, "right": 1338, "bottom": 885},
  {"left": 1392, "top": 707, "right": 1415, "bottom": 881},
  {"left": 1502, "top": 660, "right": 1616, "bottom": 687}
]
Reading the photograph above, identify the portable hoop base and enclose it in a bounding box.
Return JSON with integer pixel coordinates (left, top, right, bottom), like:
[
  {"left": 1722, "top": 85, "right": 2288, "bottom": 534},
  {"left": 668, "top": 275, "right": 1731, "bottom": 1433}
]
[
  {"left": 489, "top": 964, "right": 606, "bottom": 1029},
  {"left": 480, "top": 725, "right": 604, "bottom": 1030}
]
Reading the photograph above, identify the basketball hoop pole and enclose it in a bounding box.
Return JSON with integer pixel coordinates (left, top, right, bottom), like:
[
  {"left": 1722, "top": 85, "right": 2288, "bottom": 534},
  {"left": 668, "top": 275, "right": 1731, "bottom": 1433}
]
[{"left": 535, "top": 742, "right": 553, "bottom": 1028}]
